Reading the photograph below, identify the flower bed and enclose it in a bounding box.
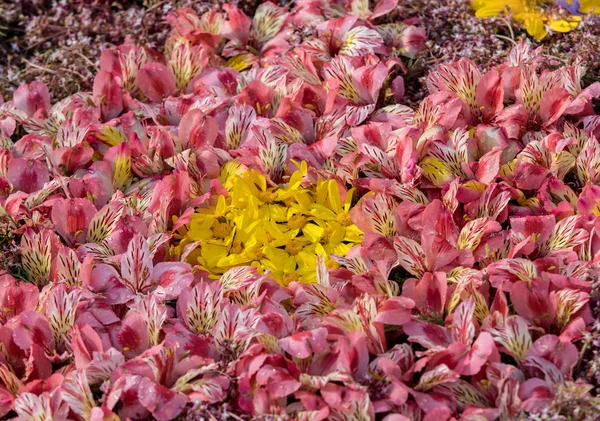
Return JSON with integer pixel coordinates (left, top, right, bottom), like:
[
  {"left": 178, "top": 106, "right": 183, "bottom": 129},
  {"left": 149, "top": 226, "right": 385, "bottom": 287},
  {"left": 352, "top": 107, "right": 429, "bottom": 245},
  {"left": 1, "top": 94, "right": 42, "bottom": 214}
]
[{"left": 0, "top": 1, "right": 599, "bottom": 420}]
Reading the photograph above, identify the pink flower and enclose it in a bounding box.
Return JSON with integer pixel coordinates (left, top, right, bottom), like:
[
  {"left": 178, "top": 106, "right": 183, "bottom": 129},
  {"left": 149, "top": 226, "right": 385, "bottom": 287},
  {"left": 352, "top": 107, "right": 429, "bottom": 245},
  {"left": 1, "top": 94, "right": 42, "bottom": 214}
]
[
  {"left": 7, "top": 157, "right": 49, "bottom": 194},
  {"left": 0, "top": 274, "right": 39, "bottom": 324},
  {"left": 138, "top": 63, "right": 177, "bottom": 102},
  {"left": 13, "top": 81, "right": 51, "bottom": 119}
]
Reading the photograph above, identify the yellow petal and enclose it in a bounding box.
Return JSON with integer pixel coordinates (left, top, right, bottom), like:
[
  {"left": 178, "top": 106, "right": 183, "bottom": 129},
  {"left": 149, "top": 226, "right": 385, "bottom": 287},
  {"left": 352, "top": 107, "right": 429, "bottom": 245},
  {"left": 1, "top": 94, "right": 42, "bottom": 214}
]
[
  {"left": 263, "top": 245, "right": 289, "bottom": 263},
  {"left": 499, "top": 159, "right": 516, "bottom": 178},
  {"left": 226, "top": 53, "right": 256, "bottom": 71},
  {"left": 523, "top": 15, "right": 548, "bottom": 41},
  {"left": 216, "top": 195, "right": 228, "bottom": 215},
  {"left": 201, "top": 243, "right": 228, "bottom": 266},
  {"left": 332, "top": 242, "right": 352, "bottom": 256},
  {"left": 327, "top": 180, "right": 343, "bottom": 214},
  {"left": 421, "top": 157, "right": 454, "bottom": 187},
  {"left": 283, "top": 255, "right": 297, "bottom": 272},
  {"left": 302, "top": 224, "right": 324, "bottom": 242},
  {"left": 188, "top": 221, "right": 215, "bottom": 241},
  {"left": 288, "top": 161, "right": 308, "bottom": 189},
  {"left": 344, "top": 187, "right": 355, "bottom": 210},
  {"left": 217, "top": 253, "right": 253, "bottom": 267},
  {"left": 462, "top": 180, "right": 487, "bottom": 194},
  {"left": 579, "top": 0, "right": 600, "bottom": 13},
  {"left": 473, "top": 0, "right": 523, "bottom": 17},
  {"left": 97, "top": 126, "right": 126, "bottom": 146},
  {"left": 329, "top": 225, "right": 346, "bottom": 246},
  {"left": 295, "top": 190, "right": 313, "bottom": 209},
  {"left": 112, "top": 154, "right": 132, "bottom": 190},
  {"left": 548, "top": 18, "right": 580, "bottom": 33}
]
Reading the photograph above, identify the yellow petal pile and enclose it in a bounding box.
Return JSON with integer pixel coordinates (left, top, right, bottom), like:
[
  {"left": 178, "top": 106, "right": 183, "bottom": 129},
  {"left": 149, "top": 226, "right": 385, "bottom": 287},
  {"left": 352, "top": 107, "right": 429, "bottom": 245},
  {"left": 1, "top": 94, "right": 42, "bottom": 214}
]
[
  {"left": 471, "top": 0, "right": 597, "bottom": 41},
  {"left": 176, "top": 161, "right": 363, "bottom": 285}
]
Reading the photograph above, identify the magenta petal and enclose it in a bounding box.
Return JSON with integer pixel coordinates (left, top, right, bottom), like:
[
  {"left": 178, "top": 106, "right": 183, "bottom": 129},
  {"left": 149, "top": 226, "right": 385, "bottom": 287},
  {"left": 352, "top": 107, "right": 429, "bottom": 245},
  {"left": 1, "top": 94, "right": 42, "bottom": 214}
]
[
  {"left": 0, "top": 387, "right": 14, "bottom": 418},
  {"left": 152, "top": 262, "right": 194, "bottom": 300},
  {"left": 372, "top": 0, "right": 399, "bottom": 18},
  {"left": 106, "top": 375, "right": 149, "bottom": 419},
  {"left": 70, "top": 324, "right": 103, "bottom": 369},
  {"left": 11, "top": 310, "right": 55, "bottom": 351},
  {"left": 51, "top": 145, "right": 94, "bottom": 173},
  {"left": 138, "top": 377, "right": 187, "bottom": 421},
  {"left": 279, "top": 327, "right": 328, "bottom": 359},
  {"left": 401, "top": 26, "right": 426, "bottom": 58},
  {"left": 7, "top": 157, "right": 49, "bottom": 193},
  {"left": 375, "top": 296, "right": 415, "bottom": 325},
  {"left": 540, "top": 86, "right": 571, "bottom": 126},
  {"left": 93, "top": 69, "right": 123, "bottom": 121},
  {"left": 519, "top": 378, "right": 553, "bottom": 413},
  {"left": 138, "top": 62, "right": 177, "bottom": 103},
  {"left": 51, "top": 198, "right": 97, "bottom": 246},
  {"left": 403, "top": 272, "right": 448, "bottom": 316},
  {"left": 392, "top": 75, "right": 405, "bottom": 102},
  {"left": 179, "top": 109, "right": 218, "bottom": 150},
  {"left": 404, "top": 320, "right": 452, "bottom": 349},
  {"left": 265, "top": 375, "right": 301, "bottom": 398},
  {"left": 510, "top": 215, "right": 555, "bottom": 246},
  {"left": 13, "top": 81, "right": 51, "bottom": 118},
  {"left": 510, "top": 279, "right": 555, "bottom": 330},
  {"left": 89, "top": 264, "right": 133, "bottom": 305},
  {"left": 476, "top": 71, "right": 504, "bottom": 122},
  {"left": 476, "top": 146, "right": 502, "bottom": 184},
  {"left": 116, "top": 312, "right": 150, "bottom": 357},
  {"left": 0, "top": 116, "right": 16, "bottom": 140},
  {"left": 456, "top": 332, "right": 495, "bottom": 376},
  {"left": 0, "top": 274, "right": 39, "bottom": 323},
  {"left": 382, "top": 416, "right": 411, "bottom": 421},
  {"left": 353, "top": 62, "right": 387, "bottom": 104}
]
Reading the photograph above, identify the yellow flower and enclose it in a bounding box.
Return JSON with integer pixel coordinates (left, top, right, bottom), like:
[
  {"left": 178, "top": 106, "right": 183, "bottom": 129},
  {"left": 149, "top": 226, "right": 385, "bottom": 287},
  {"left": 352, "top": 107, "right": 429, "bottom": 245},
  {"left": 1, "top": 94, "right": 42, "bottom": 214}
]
[
  {"left": 472, "top": 0, "right": 583, "bottom": 41},
  {"left": 261, "top": 252, "right": 299, "bottom": 286},
  {"left": 214, "top": 211, "right": 264, "bottom": 268},
  {"left": 302, "top": 220, "right": 352, "bottom": 255},
  {"left": 578, "top": 0, "right": 600, "bottom": 13},
  {"left": 312, "top": 179, "right": 354, "bottom": 224},
  {"left": 295, "top": 250, "right": 340, "bottom": 284},
  {"left": 311, "top": 180, "right": 363, "bottom": 242},
  {"left": 180, "top": 161, "right": 363, "bottom": 284}
]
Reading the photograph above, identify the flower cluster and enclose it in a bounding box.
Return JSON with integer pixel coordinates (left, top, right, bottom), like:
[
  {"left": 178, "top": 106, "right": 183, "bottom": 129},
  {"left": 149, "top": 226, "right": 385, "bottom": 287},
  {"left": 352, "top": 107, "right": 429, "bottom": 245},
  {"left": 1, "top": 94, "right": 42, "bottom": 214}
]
[
  {"left": 472, "top": 0, "right": 600, "bottom": 41},
  {"left": 178, "top": 162, "right": 363, "bottom": 284},
  {"left": 0, "top": 1, "right": 599, "bottom": 420}
]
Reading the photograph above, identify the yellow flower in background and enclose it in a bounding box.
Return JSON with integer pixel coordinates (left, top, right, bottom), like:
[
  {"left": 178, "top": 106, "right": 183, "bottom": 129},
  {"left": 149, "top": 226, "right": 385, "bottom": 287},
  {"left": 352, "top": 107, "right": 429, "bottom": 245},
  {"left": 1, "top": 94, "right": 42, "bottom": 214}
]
[
  {"left": 577, "top": 0, "right": 600, "bottom": 13},
  {"left": 471, "top": 0, "right": 585, "bottom": 41},
  {"left": 181, "top": 161, "right": 363, "bottom": 284}
]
